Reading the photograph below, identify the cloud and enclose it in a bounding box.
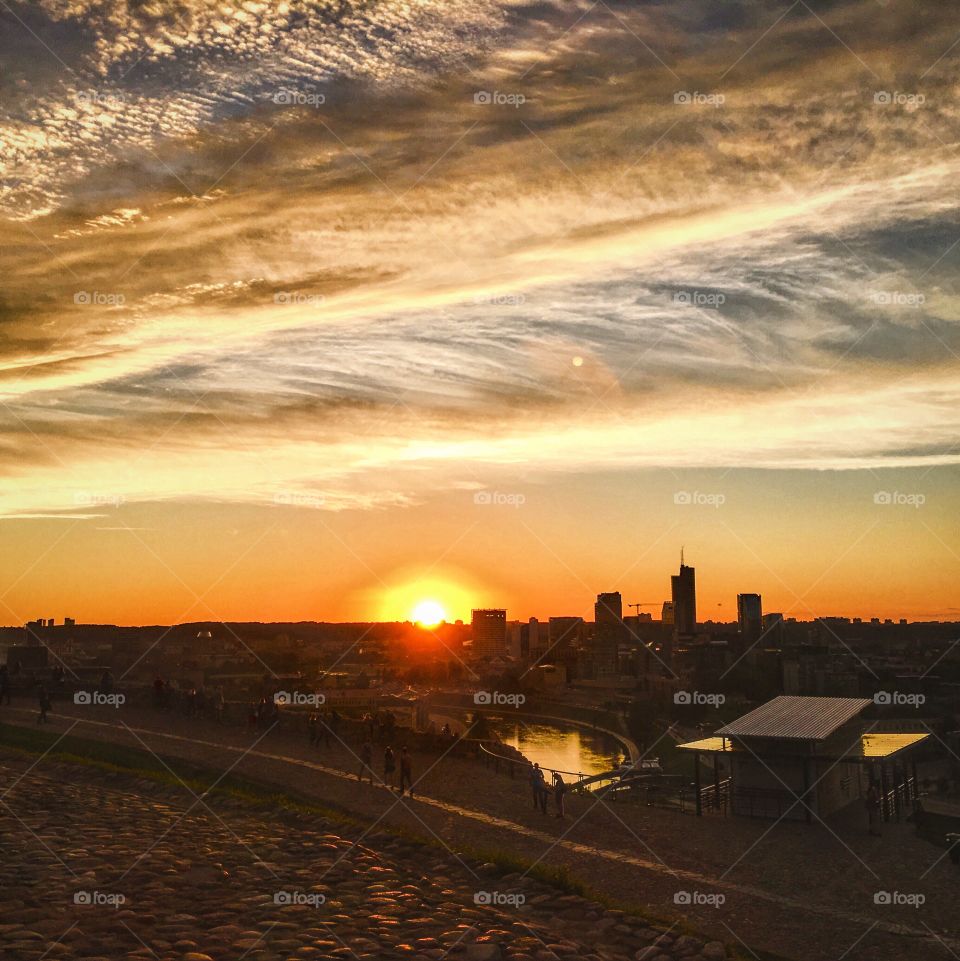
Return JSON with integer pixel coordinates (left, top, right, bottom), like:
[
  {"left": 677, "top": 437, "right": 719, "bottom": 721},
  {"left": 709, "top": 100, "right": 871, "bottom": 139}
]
[{"left": 0, "top": 0, "right": 958, "bottom": 517}]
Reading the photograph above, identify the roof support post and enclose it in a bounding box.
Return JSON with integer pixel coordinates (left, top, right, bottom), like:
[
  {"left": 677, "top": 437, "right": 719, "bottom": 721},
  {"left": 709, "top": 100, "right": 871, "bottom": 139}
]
[{"left": 694, "top": 752, "right": 702, "bottom": 817}]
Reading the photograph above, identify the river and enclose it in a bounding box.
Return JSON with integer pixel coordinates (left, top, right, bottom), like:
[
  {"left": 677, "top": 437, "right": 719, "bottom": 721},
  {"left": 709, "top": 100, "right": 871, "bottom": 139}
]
[{"left": 484, "top": 714, "right": 628, "bottom": 777}]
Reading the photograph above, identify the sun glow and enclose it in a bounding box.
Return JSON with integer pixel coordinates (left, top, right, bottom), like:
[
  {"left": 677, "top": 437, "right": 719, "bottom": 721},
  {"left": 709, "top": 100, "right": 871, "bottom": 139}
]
[{"left": 411, "top": 598, "right": 447, "bottom": 627}]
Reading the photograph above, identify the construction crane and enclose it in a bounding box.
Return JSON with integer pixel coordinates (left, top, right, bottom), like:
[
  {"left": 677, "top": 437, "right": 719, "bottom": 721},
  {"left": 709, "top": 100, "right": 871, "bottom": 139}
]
[{"left": 628, "top": 602, "right": 657, "bottom": 617}]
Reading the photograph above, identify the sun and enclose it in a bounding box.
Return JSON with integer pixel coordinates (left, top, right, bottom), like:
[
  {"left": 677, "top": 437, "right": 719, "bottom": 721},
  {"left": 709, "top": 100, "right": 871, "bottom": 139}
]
[{"left": 411, "top": 598, "right": 447, "bottom": 627}]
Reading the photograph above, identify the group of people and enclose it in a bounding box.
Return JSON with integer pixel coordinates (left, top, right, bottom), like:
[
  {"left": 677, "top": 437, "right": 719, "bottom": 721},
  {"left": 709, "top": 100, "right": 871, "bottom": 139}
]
[
  {"left": 152, "top": 675, "right": 226, "bottom": 722},
  {"left": 307, "top": 709, "right": 341, "bottom": 747},
  {"left": 356, "top": 740, "right": 415, "bottom": 796},
  {"left": 529, "top": 762, "right": 567, "bottom": 818}
]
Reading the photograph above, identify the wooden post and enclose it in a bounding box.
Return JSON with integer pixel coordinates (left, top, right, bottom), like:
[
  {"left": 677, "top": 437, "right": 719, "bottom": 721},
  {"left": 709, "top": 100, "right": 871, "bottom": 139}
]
[
  {"left": 802, "top": 756, "right": 812, "bottom": 825},
  {"left": 694, "top": 753, "right": 702, "bottom": 817},
  {"left": 879, "top": 763, "right": 889, "bottom": 822},
  {"left": 713, "top": 754, "right": 721, "bottom": 814}
]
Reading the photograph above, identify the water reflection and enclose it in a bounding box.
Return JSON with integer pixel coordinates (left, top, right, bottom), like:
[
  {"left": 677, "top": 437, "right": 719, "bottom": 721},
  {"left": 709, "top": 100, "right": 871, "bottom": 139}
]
[{"left": 486, "top": 716, "right": 626, "bottom": 777}]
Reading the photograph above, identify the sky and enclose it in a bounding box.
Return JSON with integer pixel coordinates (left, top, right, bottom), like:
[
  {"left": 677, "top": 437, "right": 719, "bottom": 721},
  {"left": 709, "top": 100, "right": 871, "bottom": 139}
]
[{"left": 0, "top": 0, "right": 958, "bottom": 626}]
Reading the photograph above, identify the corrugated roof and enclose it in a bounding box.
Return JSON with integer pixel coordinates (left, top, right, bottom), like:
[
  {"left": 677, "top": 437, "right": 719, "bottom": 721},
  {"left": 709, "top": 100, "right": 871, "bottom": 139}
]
[
  {"left": 717, "top": 695, "right": 871, "bottom": 741},
  {"left": 861, "top": 732, "right": 929, "bottom": 758}
]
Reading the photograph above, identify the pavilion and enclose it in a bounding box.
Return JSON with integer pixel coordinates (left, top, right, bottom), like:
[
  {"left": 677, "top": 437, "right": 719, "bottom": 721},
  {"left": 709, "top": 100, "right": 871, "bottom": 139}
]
[{"left": 676, "top": 695, "right": 929, "bottom": 822}]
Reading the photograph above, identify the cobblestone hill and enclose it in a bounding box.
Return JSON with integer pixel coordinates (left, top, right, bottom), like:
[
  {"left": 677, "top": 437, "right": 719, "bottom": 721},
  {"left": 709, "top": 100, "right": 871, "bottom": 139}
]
[{"left": 0, "top": 752, "right": 729, "bottom": 961}]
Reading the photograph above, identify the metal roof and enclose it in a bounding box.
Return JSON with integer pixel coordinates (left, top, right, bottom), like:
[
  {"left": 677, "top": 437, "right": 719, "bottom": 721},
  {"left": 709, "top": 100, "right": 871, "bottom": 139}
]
[
  {"left": 861, "top": 732, "right": 929, "bottom": 758},
  {"left": 716, "top": 695, "right": 872, "bottom": 741}
]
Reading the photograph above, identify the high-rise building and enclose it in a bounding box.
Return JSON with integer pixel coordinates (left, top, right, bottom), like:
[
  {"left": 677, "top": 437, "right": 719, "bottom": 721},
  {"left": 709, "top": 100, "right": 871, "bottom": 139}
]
[
  {"left": 671, "top": 560, "right": 697, "bottom": 635},
  {"left": 546, "top": 616, "right": 582, "bottom": 661},
  {"left": 593, "top": 592, "right": 623, "bottom": 675},
  {"left": 472, "top": 609, "right": 507, "bottom": 658},
  {"left": 661, "top": 601, "right": 675, "bottom": 625},
  {"left": 737, "top": 593, "right": 763, "bottom": 639}
]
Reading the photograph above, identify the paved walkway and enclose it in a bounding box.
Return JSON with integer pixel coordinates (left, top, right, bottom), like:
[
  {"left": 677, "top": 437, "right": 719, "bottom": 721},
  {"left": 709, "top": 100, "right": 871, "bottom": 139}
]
[{"left": 2, "top": 703, "right": 955, "bottom": 961}]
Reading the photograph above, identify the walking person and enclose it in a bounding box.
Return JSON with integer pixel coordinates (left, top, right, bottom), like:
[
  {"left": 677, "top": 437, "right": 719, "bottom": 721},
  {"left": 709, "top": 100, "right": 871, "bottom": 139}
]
[
  {"left": 383, "top": 745, "right": 396, "bottom": 787},
  {"left": 36, "top": 684, "right": 51, "bottom": 725},
  {"left": 358, "top": 739, "right": 374, "bottom": 784},
  {"left": 529, "top": 763, "right": 541, "bottom": 810},
  {"left": 213, "top": 686, "right": 225, "bottom": 724},
  {"left": 308, "top": 713, "right": 318, "bottom": 746},
  {"left": 553, "top": 773, "right": 566, "bottom": 819},
  {"left": 398, "top": 746, "right": 414, "bottom": 797}
]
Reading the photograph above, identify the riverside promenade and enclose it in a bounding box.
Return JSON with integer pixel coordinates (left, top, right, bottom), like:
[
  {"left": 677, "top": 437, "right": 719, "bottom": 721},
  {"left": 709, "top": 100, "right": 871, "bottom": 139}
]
[{"left": 1, "top": 699, "right": 956, "bottom": 961}]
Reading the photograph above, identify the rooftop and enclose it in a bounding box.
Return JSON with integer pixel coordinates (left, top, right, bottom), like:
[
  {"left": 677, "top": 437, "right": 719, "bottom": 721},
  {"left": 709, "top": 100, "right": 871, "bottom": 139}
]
[{"left": 716, "top": 695, "right": 872, "bottom": 741}]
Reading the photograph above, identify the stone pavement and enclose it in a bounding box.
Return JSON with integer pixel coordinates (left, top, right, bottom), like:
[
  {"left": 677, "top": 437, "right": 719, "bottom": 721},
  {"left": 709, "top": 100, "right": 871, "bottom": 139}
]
[{"left": 0, "top": 751, "right": 727, "bottom": 961}]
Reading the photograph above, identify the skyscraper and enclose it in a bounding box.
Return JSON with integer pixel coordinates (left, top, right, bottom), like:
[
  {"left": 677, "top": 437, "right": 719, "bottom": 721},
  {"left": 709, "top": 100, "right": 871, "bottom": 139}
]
[
  {"left": 593, "top": 592, "right": 623, "bottom": 676},
  {"left": 471, "top": 609, "right": 507, "bottom": 658},
  {"left": 671, "top": 559, "right": 697, "bottom": 635},
  {"left": 737, "top": 593, "right": 763, "bottom": 639}
]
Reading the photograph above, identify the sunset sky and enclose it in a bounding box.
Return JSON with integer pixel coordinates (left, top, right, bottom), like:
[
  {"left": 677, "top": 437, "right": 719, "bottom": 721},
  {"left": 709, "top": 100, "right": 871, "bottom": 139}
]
[{"left": 1, "top": 0, "right": 958, "bottom": 625}]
